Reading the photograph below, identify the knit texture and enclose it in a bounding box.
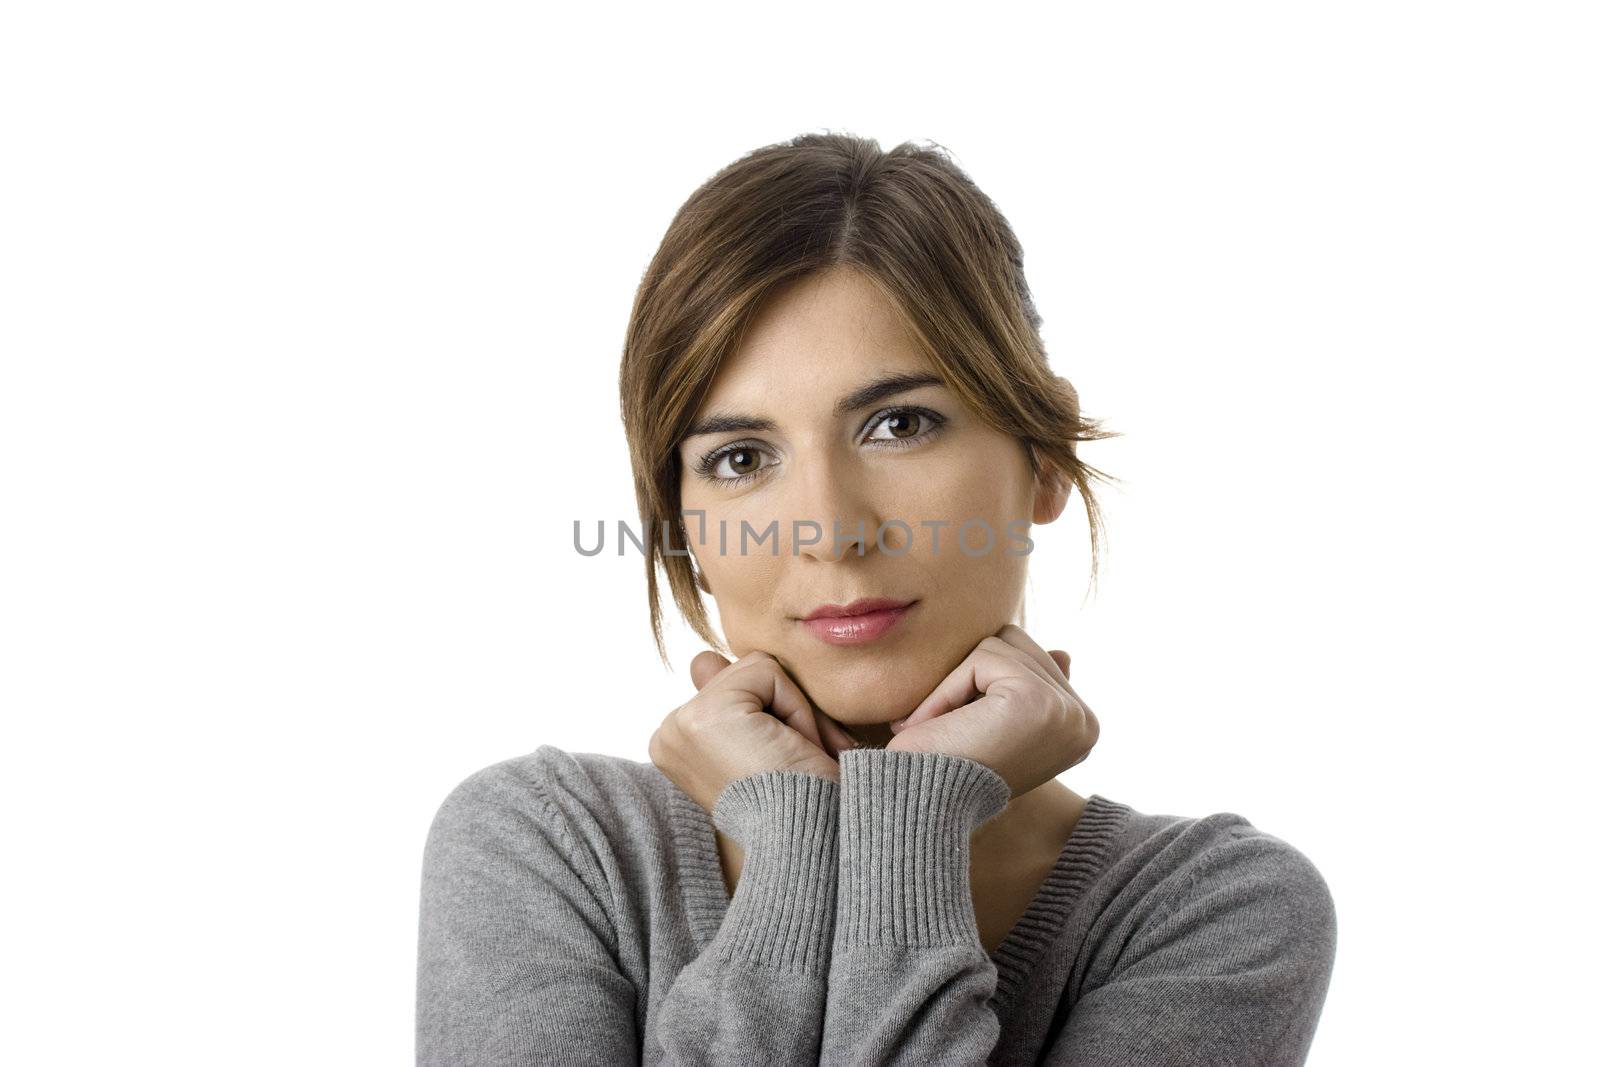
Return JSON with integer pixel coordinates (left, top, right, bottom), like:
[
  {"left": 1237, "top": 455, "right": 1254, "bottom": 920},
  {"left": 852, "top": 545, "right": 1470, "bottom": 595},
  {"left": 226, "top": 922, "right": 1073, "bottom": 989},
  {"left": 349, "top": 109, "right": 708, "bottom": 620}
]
[
  {"left": 416, "top": 745, "right": 1337, "bottom": 1065},
  {"left": 708, "top": 769, "right": 839, "bottom": 973}
]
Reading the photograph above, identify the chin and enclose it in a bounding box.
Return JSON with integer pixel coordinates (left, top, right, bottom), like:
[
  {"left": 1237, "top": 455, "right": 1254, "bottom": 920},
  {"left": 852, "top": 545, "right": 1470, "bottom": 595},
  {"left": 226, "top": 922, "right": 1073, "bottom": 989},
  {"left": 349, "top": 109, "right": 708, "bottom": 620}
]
[
  {"left": 803, "top": 685, "right": 920, "bottom": 726},
  {"left": 824, "top": 707, "right": 904, "bottom": 727}
]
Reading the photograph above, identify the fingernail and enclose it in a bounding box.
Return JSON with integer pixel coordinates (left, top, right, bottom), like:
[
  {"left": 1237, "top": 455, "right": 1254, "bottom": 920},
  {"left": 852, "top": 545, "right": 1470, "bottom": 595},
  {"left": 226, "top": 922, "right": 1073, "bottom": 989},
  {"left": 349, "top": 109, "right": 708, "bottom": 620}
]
[{"left": 889, "top": 716, "right": 908, "bottom": 733}]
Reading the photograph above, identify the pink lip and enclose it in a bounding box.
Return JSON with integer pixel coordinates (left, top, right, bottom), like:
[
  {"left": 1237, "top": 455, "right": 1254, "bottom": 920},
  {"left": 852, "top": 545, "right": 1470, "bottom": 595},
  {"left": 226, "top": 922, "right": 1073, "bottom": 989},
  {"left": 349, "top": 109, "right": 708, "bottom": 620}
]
[
  {"left": 799, "top": 599, "right": 918, "bottom": 646},
  {"left": 802, "top": 597, "right": 915, "bottom": 621}
]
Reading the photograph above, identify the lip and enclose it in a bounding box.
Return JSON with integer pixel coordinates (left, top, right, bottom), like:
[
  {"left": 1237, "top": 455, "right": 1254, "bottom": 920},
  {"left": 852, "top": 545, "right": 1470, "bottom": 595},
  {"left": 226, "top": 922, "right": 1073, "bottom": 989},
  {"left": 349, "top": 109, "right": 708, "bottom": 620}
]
[
  {"left": 802, "top": 596, "right": 916, "bottom": 621},
  {"left": 798, "top": 598, "right": 918, "bottom": 646}
]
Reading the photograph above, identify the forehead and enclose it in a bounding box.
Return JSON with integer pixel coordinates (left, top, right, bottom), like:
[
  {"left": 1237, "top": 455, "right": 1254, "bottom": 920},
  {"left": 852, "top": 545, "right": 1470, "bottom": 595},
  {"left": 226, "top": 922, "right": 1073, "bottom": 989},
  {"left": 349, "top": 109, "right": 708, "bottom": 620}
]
[{"left": 704, "top": 267, "right": 931, "bottom": 402}]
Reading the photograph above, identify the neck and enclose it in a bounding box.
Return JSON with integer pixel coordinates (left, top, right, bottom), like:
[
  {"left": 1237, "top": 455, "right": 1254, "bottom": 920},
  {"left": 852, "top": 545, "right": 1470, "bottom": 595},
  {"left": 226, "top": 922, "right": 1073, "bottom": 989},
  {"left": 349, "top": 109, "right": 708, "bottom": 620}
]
[
  {"left": 973, "top": 776, "right": 1087, "bottom": 865},
  {"left": 841, "top": 721, "right": 897, "bottom": 749}
]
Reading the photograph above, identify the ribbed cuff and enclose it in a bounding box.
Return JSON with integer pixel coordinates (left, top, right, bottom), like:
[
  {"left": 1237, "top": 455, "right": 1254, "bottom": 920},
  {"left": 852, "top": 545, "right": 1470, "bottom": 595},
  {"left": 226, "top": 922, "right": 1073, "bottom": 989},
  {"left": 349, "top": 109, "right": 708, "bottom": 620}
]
[
  {"left": 835, "top": 748, "right": 1012, "bottom": 949},
  {"left": 708, "top": 770, "right": 840, "bottom": 974}
]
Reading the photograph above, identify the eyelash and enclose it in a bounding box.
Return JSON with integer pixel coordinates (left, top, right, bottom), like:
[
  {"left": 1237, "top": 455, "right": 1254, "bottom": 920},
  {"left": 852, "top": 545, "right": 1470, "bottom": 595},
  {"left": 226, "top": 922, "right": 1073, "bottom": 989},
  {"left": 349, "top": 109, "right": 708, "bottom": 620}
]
[{"left": 694, "top": 406, "right": 947, "bottom": 487}]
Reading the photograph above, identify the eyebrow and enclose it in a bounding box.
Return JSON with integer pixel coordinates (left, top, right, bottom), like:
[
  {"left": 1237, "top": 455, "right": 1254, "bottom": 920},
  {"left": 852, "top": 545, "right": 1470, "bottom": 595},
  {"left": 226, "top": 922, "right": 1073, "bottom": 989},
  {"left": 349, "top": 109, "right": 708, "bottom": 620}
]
[{"left": 683, "top": 371, "right": 946, "bottom": 439}]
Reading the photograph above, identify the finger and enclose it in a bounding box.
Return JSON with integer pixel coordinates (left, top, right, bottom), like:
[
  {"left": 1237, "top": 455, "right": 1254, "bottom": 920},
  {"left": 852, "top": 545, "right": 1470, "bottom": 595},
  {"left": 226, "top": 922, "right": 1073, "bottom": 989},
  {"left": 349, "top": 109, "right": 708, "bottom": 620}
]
[
  {"left": 891, "top": 644, "right": 1021, "bottom": 734},
  {"left": 690, "top": 650, "right": 732, "bottom": 691},
  {"left": 994, "top": 624, "right": 1070, "bottom": 690},
  {"left": 1048, "top": 649, "right": 1071, "bottom": 682},
  {"left": 719, "top": 654, "right": 826, "bottom": 750},
  {"left": 996, "top": 630, "right": 1090, "bottom": 727},
  {"left": 813, "top": 709, "right": 858, "bottom": 758},
  {"left": 964, "top": 630, "right": 1058, "bottom": 692}
]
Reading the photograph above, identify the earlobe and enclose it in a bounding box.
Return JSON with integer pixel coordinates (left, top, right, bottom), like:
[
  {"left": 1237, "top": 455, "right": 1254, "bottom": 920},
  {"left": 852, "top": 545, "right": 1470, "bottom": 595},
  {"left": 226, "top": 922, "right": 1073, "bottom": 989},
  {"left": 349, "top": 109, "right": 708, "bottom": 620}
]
[{"left": 1033, "top": 464, "right": 1070, "bottom": 525}]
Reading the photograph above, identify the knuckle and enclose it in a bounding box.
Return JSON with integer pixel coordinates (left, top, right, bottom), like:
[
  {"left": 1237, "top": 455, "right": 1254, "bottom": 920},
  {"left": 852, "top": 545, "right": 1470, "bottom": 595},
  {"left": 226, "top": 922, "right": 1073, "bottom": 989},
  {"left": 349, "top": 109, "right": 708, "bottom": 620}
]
[
  {"left": 729, "top": 651, "right": 779, "bottom": 683},
  {"left": 678, "top": 701, "right": 714, "bottom": 736},
  {"left": 1071, "top": 708, "right": 1100, "bottom": 765},
  {"left": 1021, "top": 675, "right": 1068, "bottom": 720},
  {"left": 1052, "top": 687, "right": 1072, "bottom": 723},
  {"left": 1053, "top": 694, "right": 1092, "bottom": 754},
  {"left": 1019, "top": 684, "right": 1064, "bottom": 731},
  {"left": 662, "top": 701, "right": 709, "bottom": 745}
]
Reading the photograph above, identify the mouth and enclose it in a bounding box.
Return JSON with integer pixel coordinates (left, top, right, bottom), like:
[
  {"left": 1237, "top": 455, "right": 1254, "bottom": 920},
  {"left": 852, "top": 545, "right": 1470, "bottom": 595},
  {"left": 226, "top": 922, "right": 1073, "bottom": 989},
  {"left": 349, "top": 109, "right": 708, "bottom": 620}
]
[{"left": 796, "top": 598, "right": 919, "bottom": 646}]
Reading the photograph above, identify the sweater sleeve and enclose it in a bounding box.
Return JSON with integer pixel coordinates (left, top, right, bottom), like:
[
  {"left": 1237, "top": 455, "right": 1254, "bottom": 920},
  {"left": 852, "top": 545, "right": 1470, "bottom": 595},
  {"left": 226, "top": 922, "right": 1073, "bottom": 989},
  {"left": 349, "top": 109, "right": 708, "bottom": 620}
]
[
  {"left": 1041, "top": 825, "right": 1338, "bottom": 1067},
  {"left": 653, "top": 769, "right": 840, "bottom": 1063},
  {"left": 415, "top": 761, "right": 840, "bottom": 1066},
  {"left": 818, "top": 748, "right": 1014, "bottom": 1066}
]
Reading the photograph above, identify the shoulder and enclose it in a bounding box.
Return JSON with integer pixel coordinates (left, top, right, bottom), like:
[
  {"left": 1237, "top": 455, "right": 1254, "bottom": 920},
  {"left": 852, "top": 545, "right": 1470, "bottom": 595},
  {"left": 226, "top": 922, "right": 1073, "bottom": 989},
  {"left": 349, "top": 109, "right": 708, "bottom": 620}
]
[
  {"left": 1049, "top": 799, "right": 1337, "bottom": 1060},
  {"left": 432, "top": 744, "right": 665, "bottom": 815},
  {"left": 1105, "top": 800, "right": 1335, "bottom": 909},
  {"left": 425, "top": 745, "right": 678, "bottom": 875},
  {"left": 1091, "top": 798, "right": 1337, "bottom": 976}
]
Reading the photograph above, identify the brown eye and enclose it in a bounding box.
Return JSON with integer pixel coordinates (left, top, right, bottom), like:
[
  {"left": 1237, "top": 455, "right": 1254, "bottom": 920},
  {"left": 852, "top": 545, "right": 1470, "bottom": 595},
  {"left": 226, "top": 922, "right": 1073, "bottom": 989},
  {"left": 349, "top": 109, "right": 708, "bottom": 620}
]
[
  {"left": 884, "top": 412, "right": 921, "bottom": 438},
  {"left": 698, "top": 443, "right": 774, "bottom": 484},
  {"left": 864, "top": 406, "right": 944, "bottom": 447}
]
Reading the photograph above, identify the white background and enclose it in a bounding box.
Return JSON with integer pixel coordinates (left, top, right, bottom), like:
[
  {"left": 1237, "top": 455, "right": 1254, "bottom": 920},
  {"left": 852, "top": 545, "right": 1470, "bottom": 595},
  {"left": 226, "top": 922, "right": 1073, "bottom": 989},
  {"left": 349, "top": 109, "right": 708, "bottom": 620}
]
[{"left": 3, "top": 2, "right": 1595, "bottom": 1063}]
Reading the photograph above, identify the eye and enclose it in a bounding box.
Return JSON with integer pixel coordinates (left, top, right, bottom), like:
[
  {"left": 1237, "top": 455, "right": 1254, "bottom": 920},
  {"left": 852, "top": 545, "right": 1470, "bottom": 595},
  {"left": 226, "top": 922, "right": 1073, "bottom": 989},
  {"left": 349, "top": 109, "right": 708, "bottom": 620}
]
[
  {"left": 863, "top": 405, "right": 946, "bottom": 448},
  {"left": 692, "top": 405, "right": 946, "bottom": 488},
  {"left": 695, "top": 442, "right": 775, "bottom": 486}
]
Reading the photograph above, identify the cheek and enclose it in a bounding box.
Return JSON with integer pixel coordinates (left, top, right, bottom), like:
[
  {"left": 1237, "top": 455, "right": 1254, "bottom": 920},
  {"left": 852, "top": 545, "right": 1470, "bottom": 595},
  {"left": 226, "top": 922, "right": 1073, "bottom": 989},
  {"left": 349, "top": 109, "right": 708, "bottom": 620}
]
[
  {"left": 890, "top": 464, "right": 1031, "bottom": 558},
  {"left": 698, "top": 549, "right": 785, "bottom": 638},
  {"left": 887, "top": 437, "right": 1031, "bottom": 521},
  {"left": 902, "top": 462, "right": 1032, "bottom": 622},
  {"left": 920, "top": 525, "right": 1028, "bottom": 621}
]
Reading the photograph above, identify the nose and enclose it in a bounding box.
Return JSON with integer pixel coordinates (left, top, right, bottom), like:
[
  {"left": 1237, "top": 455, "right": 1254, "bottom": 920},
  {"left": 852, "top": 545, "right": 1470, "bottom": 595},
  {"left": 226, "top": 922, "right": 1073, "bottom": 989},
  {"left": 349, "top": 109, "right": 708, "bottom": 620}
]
[{"left": 788, "top": 453, "right": 883, "bottom": 564}]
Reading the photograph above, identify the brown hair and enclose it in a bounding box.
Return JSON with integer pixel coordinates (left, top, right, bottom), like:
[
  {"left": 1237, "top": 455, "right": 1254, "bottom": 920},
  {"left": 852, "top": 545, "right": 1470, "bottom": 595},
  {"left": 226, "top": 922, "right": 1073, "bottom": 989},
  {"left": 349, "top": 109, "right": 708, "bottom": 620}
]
[{"left": 619, "top": 132, "right": 1121, "bottom": 664}]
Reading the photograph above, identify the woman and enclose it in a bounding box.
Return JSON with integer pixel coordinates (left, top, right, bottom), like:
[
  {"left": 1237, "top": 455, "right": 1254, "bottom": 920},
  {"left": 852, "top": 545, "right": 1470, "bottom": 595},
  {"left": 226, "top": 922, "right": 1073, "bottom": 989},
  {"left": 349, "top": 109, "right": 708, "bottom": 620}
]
[{"left": 416, "top": 132, "right": 1337, "bottom": 1065}]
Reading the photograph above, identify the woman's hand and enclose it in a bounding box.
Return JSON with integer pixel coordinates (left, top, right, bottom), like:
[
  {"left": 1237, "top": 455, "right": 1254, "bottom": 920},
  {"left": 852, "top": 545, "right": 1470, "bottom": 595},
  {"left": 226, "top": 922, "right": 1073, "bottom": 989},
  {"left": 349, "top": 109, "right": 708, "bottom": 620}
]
[
  {"left": 886, "top": 624, "right": 1099, "bottom": 798},
  {"left": 649, "top": 649, "right": 857, "bottom": 816}
]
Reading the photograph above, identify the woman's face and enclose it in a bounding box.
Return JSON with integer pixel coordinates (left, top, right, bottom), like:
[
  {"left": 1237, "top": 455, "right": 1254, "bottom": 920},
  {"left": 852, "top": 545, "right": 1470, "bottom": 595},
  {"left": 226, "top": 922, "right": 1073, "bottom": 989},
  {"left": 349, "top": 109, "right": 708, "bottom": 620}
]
[{"left": 677, "top": 265, "right": 1067, "bottom": 742}]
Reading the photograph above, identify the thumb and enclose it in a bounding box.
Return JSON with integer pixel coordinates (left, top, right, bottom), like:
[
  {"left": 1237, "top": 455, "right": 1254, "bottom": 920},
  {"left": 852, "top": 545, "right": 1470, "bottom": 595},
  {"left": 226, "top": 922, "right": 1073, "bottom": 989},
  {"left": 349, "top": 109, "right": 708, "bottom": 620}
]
[
  {"left": 1048, "top": 649, "right": 1071, "bottom": 681},
  {"left": 690, "top": 650, "right": 731, "bottom": 691}
]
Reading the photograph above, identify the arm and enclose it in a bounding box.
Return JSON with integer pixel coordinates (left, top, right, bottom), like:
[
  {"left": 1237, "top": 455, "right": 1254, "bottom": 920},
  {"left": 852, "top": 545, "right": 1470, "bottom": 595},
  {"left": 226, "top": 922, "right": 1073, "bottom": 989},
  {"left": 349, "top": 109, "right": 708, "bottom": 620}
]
[
  {"left": 819, "top": 748, "right": 1013, "bottom": 1066},
  {"left": 1041, "top": 825, "right": 1338, "bottom": 1067},
  {"left": 652, "top": 768, "right": 840, "bottom": 1063},
  {"left": 416, "top": 762, "right": 840, "bottom": 1066}
]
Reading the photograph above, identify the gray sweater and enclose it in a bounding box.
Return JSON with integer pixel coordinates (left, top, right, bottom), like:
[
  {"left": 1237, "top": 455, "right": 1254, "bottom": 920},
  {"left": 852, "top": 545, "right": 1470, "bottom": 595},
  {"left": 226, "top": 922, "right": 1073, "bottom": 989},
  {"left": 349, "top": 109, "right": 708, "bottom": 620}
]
[{"left": 416, "top": 745, "right": 1336, "bottom": 1066}]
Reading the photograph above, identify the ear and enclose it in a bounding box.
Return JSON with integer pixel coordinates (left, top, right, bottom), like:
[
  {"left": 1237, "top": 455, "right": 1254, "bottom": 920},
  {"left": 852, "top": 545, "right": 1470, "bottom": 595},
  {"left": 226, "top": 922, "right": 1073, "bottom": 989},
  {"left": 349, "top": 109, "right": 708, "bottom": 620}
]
[{"left": 1032, "top": 457, "right": 1070, "bottom": 525}]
